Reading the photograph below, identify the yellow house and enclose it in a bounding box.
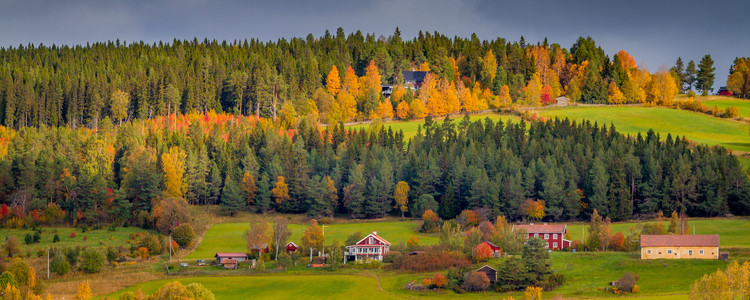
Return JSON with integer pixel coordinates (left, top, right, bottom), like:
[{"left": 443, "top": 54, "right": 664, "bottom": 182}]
[{"left": 640, "top": 235, "right": 719, "bottom": 260}]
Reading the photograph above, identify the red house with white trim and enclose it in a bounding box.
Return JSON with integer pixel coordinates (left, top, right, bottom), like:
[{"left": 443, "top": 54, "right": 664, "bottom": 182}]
[
  {"left": 512, "top": 224, "right": 571, "bottom": 250},
  {"left": 479, "top": 241, "right": 502, "bottom": 257},
  {"left": 345, "top": 231, "right": 391, "bottom": 261},
  {"left": 285, "top": 242, "right": 299, "bottom": 254}
]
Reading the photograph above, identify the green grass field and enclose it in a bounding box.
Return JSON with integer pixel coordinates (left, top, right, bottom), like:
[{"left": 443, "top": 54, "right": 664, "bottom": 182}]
[
  {"left": 564, "top": 217, "right": 750, "bottom": 247},
  {"left": 535, "top": 105, "right": 750, "bottom": 153},
  {"left": 109, "top": 251, "right": 735, "bottom": 299},
  {"left": 0, "top": 226, "right": 152, "bottom": 255},
  {"left": 185, "top": 220, "right": 437, "bottom": 259},
  {"left": 347, "top": 112, "right": 521, "bottom": 138},
  {"left": 702, "top": 98, "right": 750, "bottom": 118}
]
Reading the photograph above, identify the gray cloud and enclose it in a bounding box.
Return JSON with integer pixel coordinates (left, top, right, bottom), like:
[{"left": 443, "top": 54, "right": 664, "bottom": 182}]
[{"left": 0, "top": 0, "right": 747, "bottom": 89}]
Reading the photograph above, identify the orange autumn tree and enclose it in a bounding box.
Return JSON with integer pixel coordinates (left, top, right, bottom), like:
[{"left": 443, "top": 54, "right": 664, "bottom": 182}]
[
  {"left": 301, "top": 219, "right": 325, "bottom": 251},
  {"left": 396, "top": 101, "right": 410, "bottom": 119},
  {"left": 443, "top": 81, "right": 461, "bottom": 113},
  {"left": 341, "top": 66, "right": 360, "bottom": 97},
  {"left": 271, "top": 176, "right": 290, "bottom": 205},
  {"left": 522, "top": 199, "right": 545, "bottom": 221},
  {"left": 332, "top": 90, "right": 357, "bottom": 123},
  {"left": 616, "top": 50, "right": 637, "bottom": 71},
  {"left": 422, "top": 74, "right": 447, "bottom": 116},
  {"left": 326, "top": 65, "right": 341, "bottom": 96},
  {"left": 473, "top": 242, "right": 493, "bottom": 262},
  {"left": 608, "top": 81, "right": 626, "bottom": 104},
  {"left": 419, "top": 62, "right": 431, "bottom": 72},
  {"left": 432, "top": 273, "right": 447, "bottom": 288},
  {"left": 529, "top": 46, "right": 551, "bottom": 85},
  {"left": 648, "top": 68, "right": 678, "bottom": 106},
  {"left": 376, "top": 100, "right": 394, "bottom": 119},
  {"left": 162, "top": 147, "right": 187, "bottom": 197},
  {"left": 409, "top": 99, "right": 426, "bottom": 119},
  {"left": 394, "top": 181, "right": 410, "bottom": 217},
  {"left": 241, "top": 172, "right": 257, "bottom": 205},
  {"left": 524, "top": 73, "right": 543, "bottom": 106},
  {"left": 364, "top": 60, "right": 382, "bottom": 92}
]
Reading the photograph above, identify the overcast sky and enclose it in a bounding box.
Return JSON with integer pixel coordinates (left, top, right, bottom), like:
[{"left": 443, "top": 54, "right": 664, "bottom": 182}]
[{"left": 1, "top": 0, "right": 748, "bottom": 90}]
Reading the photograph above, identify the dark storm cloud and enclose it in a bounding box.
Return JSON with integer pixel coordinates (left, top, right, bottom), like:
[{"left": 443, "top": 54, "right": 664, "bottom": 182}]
[{"left": 1, "top": 0, "right": 747, "bottom": 89}]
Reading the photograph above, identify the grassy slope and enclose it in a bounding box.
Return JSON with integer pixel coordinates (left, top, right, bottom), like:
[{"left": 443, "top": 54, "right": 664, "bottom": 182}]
[
  {"left": 347, "top": 113, "right": 521, "bottom": 138},
  {"left": 0, "top": 227, "right": 151, "bottom": 254},
  {"left": 535, "top": 105, "right": 750, "bottom": 153},
  {"left": 564, "top": 217, "right": 750, "bottom": 247},
  {"left": 185, "top": 220, "right": 437, "bottom": 259},
  {"left": 702, "top": 98, "right": 750, "bottom": 118}
]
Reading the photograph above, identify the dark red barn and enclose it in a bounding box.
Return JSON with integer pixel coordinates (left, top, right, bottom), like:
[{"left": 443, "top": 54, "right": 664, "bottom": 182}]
[
  {"left": 512, "top": 224, "right": 571, "bottom": 250},
  {"left": 479, "top": 241, "right": 502, "bottom": 257},
  {"left": 285, "top": 242, "right": 299, "bottom": 254}
]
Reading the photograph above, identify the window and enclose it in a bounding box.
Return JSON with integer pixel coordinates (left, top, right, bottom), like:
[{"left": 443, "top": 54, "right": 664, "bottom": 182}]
[
  {"left": 689, "top": 249, "right": 693, "bottom": 255},
  {"left": 544, "top": 234, "right": 549, "bottom": 239},
  {"left": 667, "top": 249, "right": 673, "bottom": 255},
  {"left": 699, "top": 249, "right": 704, "bottom": 255},
  {"left": 647, "top": 249, "right": 652, "bottom": 254},
  {"left": 534, "top": 233, "right": 538, "bottom": 237},
  {"left": 553, "top": 234, "right": 558, "bottom": 239},
  {"left": 369, "top": 237, "right": 373, "bottom": 244},
  {"left": 553, "top": 242, "right": 558, "bottom": 248}
]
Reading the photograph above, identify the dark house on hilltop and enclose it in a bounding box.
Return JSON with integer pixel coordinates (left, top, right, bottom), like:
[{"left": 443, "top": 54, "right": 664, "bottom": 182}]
[
  {"left": 403, "top": 71, "right": 428, "bottom": 89},
  {"left": 718, "top": 87, "right": 733, "bottom": 96}
]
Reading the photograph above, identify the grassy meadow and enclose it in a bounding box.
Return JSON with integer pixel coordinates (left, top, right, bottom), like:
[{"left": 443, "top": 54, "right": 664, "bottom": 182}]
[
  {"left": 701, "top": 98, "right": 750, "bottom": 119},
  {"left": 347, "top": 112, "right": 521, "bottom": 139},
  {"left": 108, "top": 251, "right": 736, "bottom": 299},
  {"left": 0, "top": 226, "right": 152, "bottom": 255},
  {"left": 534, "top": 105, "right": 750, "bottom": 153},
  {"left": 185, "top": 220, "right": 438, "bottom": 259}
]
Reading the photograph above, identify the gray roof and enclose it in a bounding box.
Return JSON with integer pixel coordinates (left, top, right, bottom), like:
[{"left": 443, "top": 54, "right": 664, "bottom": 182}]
[{"left": 403, "top": 71, "right": 428, "bottom": 83}]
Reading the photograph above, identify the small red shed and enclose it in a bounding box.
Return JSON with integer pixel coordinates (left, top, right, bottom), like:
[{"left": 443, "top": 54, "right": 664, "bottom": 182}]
[
  {"left": 480, "top": 241, "right": 502, "bottom": 257},
  {"left": 285, "top": 242, "right": 299, "bottom": 254}
]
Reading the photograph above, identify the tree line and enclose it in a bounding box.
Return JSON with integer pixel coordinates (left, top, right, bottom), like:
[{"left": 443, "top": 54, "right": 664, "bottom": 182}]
[
  {"left": 0, "top": 112, "right": 747, "bottom": 230},
  {"left": 0, "top": 29, "right": 721, "bottom": 130}
]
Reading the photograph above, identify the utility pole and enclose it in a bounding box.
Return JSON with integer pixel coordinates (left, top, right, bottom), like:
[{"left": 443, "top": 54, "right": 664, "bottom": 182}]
[
  {"left": 47, "top": 247, "right": 50, "bottom": 279},
  {"left": 169, "top": 236, "right": 173, "bottom": 262}
]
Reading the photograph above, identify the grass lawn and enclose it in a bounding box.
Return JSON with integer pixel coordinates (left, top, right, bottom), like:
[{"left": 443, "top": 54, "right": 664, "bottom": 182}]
[
  {"left": 109, "top": 251, "right": 739, "bottom": 299},
  {"left": 563, "top": 217, "right": 750, "bottom": 247},
  {"left": 103, "top": 274, "right": 403, "bottom": 300},
  {"left": 185, "top": 220, "right": 437, "bottom": 259},
  {"left": 535, "top": 105, "right": 750, "bottom": 153},
  {"left": 701, "top": 98, "right": 750, "bottom": 119},
  {"left": 347, "top": 112, "right": 521, "bottom": 139},
  {"left": 0, "top": 226, "right": 152, "bottom": 255}
]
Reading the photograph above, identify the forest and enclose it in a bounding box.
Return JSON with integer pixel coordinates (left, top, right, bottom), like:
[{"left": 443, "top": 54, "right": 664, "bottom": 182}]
[
  {"left": 0, "top": 28, "right": 731, "bottom": 130},
  {"left": 0, "top": 111, "right": 746, "bottom": 229}
]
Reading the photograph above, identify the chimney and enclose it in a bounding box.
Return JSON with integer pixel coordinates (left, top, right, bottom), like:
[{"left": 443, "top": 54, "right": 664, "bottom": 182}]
[{"left": 373, "top": 231, "right": 377, "bottom": 235}]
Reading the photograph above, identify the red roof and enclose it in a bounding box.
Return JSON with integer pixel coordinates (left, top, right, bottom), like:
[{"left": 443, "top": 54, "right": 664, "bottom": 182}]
[
  {"left": 353, "top": 232, "right": 391, "bottom": 246},
  {"left": 215, "top": 252, "right": 248, "bottom": 258},
  {"left": 640, "top": 235, "right": 719, "bottom": 247},
  {"left": 512, "top": 224, "right": 566, "bottom": 234}
]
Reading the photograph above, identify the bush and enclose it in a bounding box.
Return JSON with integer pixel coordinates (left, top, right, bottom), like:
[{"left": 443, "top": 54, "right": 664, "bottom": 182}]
[
  {"left": 24, "top": 233, "right": 33, "bottom": 245},
  {"left": 171, "top": 223, "right": 196, "bottom": 249},
  {"left": 79, "top": 249, "right": 105, "bottom": 273},
  {"left": 66, "top": 247, "right": 81, "bottom": 268},
  {"left": 463, "top": 272, "right": 490, "bottom": 292},
  {"left": 351, "top": 257, "right": 382, "bottom": 269},
  {"left": 473, "top": 243, "right": 493, "bottom": 262},
  {"left": 33, "top": 231, "right": 40, "bottom": 243},
  {"left": 420, "top": 210, "right": 439, "bottom": 233},
  {"left": 140, "top": 234, "right": 162, "bottom": 256},
  {"left": 50, "top": 254, "right": 71, "bottom": 275},
  {"left": 432, "top": 273, "right": 447, "bottom": 288},
  {"left": 53, "top": 234, "right": 60, "bottom": 243},
  {"left": 724, "top": 106, "right": 739, "bottom": 118},
  {"left": 389, "top": 250, "right": 470, "bottom": 272},
  {"left": 615, "top": 272, "right": 638, "bottom": 293},
  {"left": 540, "top": 273, "right": 566, "bottom": 291}
]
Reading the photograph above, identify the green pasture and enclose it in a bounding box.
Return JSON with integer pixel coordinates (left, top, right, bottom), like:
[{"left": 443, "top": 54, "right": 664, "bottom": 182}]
[
  {"left": 702, "top": 98, "right": 750, "bottom": 118},
  {"left": 563, "top": 217, "right": 750, "bottom": 247},
  {"left": 185, "top": 220, "right": 437, "bottom": 259},
  {"left": 535, "top": 105, "right": 750, "bottom": 153},
  {"left": 109, "top": 251, "right": 737, "bottom": 299},
  {"left": 347, "top": 113, "right": 521, "bottom": 138},
  {"left": 0, "top": 226, "right": 151, "bottom": 255}
]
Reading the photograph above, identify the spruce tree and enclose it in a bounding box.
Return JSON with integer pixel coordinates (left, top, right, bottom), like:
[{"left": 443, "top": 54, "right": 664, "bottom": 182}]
[
  {"left": 697, "top": 55, "right": 715, "bottom": 95},
  {"left": 220, "top": 174, "right": 244, "bottom": 216}
]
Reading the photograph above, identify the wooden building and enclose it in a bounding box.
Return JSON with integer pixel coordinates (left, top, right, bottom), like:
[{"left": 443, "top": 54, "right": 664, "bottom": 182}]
[
  {"left": 640, "top": 235, "right": 719, "bottom": 259},
  {"left": 476, "top": 265, "right": 497, "bottom": 284},
  {"left": 556, "top": 96, "right": 570, "bottom": 107},
  {"left": 345, "top": 231, "right": 391, "bottom": 262},
  {"left": 285, "top": 242, "right": 299, "bottom": 254},
  {"left": 479, "top": 241, "right": 502, "bottom": 257},
  {"left": 222, "top": 259, "right": 238, "bottom": 269},
  {"left": 215, "top": 252, "right": 248, "bottom": 264},
  {"left": 512, "top": 224, "right": 571, "bottom": 250}
]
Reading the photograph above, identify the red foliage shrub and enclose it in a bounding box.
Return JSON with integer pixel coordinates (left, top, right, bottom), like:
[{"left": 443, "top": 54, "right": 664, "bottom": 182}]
[
  {"left": 473, "top": 243, "right": 493, "bottom": 262},
  {"left": 389, "top": 250, "right": 470, "bottom": 272},
  {"left": 432, "top": 273, "right": 447, "bottom": 288},
  {"left": 457, "top": 209, "right": 479, "bottom": 227}
]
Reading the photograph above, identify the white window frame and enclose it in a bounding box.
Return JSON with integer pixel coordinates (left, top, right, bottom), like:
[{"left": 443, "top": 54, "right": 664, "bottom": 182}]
[
  {"left": 689, "top": 249, "right": 693, "bottom": 255},
  {"left": 553, "top": 234, "right": 557, "bottom": 239},
  {"left": 699, "top": 249, "right": 704, "bottom": 255},
  {"left": 667, "top": 249, "right": 673, "bottom": 255},
  {"left": 553, "top": 242, "right": 558, "bottom": 248},
  {"left": 534, "top": 233, "right": 538, "bottom": 237},
  {"left": 544, "top": 234, "right": 549, "bottom": 239},
  {"left": 647, "top": 249, "right": 652, "bottom": 255}
]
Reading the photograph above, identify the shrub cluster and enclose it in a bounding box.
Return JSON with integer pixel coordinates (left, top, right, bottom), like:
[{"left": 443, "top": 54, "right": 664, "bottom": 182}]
[{"left": 389, "top": 249, "right": 470, "bottom": 272}]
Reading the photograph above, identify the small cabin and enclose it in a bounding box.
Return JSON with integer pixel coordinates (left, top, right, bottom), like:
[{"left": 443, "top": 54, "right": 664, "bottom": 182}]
[
  {"left": 286, "top": 242, "right": 299, "bottom": 254},
  {"left": 215, "top": 252, "right": 248, "bottom": 264},
  {"left": 476, "top": 265, "right": 497, "bottom": 284},
  {"left": 556, "top": 96, "right": 570, "bottom": 107},
  {"left": 717, "top": 87, "right": 733, "bottom": 96},
  {"left": 310, "top": 256, "right": 328, "bottom": 267},
  {"left": 222, "top": 259, "right": 238, "bottom": 269},
  {"left": 479, "top": 241, "right": 502, "bottom": 258}
]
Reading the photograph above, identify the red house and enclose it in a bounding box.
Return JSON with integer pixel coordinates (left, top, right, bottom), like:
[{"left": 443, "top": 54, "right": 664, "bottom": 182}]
[
  {"left": 512, "top": 224, "right": 571, "bottom": 250},
  {"left": 345, "top": 231, "right": 391, "bottom": 262},
  {"left": 285, "top": 242, "right": 299, "bottom": 254},
  {"left": 718, "top": 87, "right": 733, "bottom": 96},
  {"left": 479, "top": 241, "right": 502, "bottom": 257}
]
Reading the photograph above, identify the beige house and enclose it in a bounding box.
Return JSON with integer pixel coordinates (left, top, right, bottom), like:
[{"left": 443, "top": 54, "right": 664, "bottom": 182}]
[{"left": 640, "top": 235, "right": 719, "bottom": 259}]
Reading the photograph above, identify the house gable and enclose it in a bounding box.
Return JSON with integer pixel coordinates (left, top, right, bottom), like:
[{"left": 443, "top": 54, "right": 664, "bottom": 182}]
[{"left": 354, "top": 232, "right": 391, "bottom": 246}]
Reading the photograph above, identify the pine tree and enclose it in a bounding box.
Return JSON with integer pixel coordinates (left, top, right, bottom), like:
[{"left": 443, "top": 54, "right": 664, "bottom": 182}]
[
  {"left": 697, "top": 55, "right": 716, "bottom": 95},
  {"left": 587, "top": 156, "right": 609, "bottom": 217},
  {"left": 255, "top": 173, "right": 272, "bottom": 212},
  {"left": 220, "top": 174, "right": 244, "bottom": 216}
]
